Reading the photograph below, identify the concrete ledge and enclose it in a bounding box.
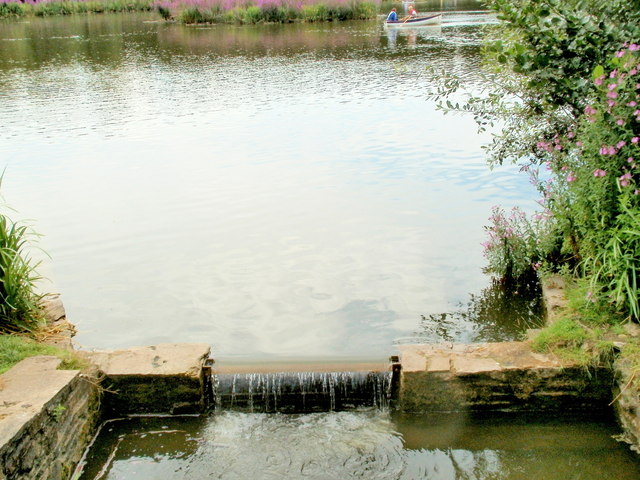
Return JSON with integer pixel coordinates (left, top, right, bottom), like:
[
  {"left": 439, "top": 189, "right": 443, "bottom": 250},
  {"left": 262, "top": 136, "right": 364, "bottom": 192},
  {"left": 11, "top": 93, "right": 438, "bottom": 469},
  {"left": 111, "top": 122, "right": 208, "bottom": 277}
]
[
  {"left": 87, "top": 343, "right": 212, "bottom": 415},
  {"left": 398, "top": 342, "right": 613, "bottom": 412},
  {"left": 0, "top": 357, "right": 100, "bottom": 480}
]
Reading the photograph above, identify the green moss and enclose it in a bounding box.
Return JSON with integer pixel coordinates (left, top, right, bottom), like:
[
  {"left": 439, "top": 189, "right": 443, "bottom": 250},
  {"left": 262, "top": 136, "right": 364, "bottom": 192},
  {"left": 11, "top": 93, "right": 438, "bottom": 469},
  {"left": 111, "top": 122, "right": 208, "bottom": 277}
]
[{"left": 0, "top": 335, "right": 88, "bottom": 374}]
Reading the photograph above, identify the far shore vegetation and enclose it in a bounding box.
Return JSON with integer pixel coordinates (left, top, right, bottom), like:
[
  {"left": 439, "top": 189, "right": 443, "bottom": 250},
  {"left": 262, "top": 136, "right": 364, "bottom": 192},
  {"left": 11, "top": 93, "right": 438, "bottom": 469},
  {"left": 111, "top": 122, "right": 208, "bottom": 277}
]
[{"left": 0, "top": 0, "right": 380, "bottom": 24}]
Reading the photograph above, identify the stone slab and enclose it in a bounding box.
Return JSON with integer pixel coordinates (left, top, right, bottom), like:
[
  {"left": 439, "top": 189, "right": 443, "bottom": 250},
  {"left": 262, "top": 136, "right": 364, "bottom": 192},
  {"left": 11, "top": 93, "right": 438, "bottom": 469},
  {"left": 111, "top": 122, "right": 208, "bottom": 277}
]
[
  {"left": 398, "top": 341, "right": 565, "bottom": 376},
  {"left": 0, "top": 356, "right": 79, "bottom": 446},
  {"left": 87, "top": 343, "right": 211, "bottom": 378}
]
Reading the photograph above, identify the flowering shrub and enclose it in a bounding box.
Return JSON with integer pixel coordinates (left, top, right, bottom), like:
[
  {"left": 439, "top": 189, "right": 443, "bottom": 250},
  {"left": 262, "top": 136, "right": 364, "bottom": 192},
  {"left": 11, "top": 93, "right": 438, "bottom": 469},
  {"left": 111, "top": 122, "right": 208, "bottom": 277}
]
[
  {"left": 532, "top": 45, "right": 640, "bottom": 319},
  {"left": 482, "top": 206, "right": 542, "bottom": 283}
]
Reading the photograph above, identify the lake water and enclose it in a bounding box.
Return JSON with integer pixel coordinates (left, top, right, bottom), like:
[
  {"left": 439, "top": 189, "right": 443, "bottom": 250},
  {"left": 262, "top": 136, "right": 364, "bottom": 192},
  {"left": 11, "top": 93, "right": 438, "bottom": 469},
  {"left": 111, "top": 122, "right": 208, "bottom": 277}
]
[{"left": 0, "top": 5, "right": 541, "bottom": 363}]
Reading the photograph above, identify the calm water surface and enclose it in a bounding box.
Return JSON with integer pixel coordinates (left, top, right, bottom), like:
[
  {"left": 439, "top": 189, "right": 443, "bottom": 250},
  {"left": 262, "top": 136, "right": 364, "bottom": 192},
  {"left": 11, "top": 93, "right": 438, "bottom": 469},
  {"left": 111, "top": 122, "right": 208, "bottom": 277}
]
[
  {"left": 0, "top": 7, "right": 541, "bottom": 361},
  {"left": 78, "top": 412, "right": 640, "bottom": 479}
]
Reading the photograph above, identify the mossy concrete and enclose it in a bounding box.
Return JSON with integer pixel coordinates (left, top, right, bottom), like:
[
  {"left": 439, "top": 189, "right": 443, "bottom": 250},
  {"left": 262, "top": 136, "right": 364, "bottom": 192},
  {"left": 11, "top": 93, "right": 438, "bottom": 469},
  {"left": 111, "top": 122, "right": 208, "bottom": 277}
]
[
  {"left": 87, "top": 343, "right": 212, "bottom": 415},
  {"left": 398, "top": 342, "right": 613, "bottom": 413}
]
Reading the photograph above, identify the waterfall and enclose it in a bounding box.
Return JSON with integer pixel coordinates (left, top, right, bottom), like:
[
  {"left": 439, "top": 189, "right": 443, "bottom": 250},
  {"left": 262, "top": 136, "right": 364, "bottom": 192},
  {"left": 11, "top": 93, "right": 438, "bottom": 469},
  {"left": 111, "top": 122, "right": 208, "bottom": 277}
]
[{"left": 211, "top": 370, "right": 394, "bottom": 413}]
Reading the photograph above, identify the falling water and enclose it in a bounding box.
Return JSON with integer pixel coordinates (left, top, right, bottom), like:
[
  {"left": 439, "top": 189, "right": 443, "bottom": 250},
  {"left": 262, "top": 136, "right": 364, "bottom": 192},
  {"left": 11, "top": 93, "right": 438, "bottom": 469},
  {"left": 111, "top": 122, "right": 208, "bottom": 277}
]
[{"left": 212, "top": 371, "right": 394, "bottom": 413}]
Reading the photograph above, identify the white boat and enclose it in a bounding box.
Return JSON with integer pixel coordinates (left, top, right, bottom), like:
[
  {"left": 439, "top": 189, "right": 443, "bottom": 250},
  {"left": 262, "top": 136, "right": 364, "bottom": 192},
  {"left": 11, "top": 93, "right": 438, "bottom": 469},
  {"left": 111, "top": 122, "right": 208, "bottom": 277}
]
[{"left": 384, "top": 14, "right": 443, "bottom": 28}]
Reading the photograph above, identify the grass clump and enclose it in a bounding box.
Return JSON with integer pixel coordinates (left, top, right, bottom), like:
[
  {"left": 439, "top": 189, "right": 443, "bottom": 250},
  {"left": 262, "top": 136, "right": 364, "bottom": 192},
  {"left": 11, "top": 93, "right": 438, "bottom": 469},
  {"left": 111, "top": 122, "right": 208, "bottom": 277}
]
[
  {"left": 0, "top": 335, "right": 88, "bottom": 375},
  {"left": 0, "top": 211, "right": 45, "bottom": 333},
  {"left": 532, "top": 317, "right": 588, "bottom": 352},
  {"left": 531, "top": 277, "right": 628, "bottom": 367}
]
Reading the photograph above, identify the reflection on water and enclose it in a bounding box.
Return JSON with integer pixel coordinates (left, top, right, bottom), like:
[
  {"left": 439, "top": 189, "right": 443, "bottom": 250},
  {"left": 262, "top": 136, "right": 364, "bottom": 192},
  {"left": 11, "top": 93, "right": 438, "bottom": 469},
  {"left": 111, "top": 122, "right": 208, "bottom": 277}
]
[
  {"left": 78, "top": 412, "right": 640, "bottom": 479},
  {"left": 0, "top": 7, "right": 539, "bottom": 359},
  {"left": 400, "top": 280, "right": 544, "bottom": 344}
]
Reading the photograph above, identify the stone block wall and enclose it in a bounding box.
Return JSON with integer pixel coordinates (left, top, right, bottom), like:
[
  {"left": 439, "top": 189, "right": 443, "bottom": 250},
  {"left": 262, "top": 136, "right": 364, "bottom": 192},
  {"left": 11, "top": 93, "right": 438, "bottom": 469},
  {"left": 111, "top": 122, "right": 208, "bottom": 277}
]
[{"left": 0, "top": 360, "right": 100, "bottom": 480}]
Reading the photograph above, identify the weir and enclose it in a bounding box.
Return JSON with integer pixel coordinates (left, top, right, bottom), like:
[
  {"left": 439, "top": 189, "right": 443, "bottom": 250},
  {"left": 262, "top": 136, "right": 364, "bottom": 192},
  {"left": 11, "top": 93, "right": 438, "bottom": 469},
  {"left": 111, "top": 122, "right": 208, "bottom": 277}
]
[{"left": 211, "top": 370, "right": 395, "bottom": 413}]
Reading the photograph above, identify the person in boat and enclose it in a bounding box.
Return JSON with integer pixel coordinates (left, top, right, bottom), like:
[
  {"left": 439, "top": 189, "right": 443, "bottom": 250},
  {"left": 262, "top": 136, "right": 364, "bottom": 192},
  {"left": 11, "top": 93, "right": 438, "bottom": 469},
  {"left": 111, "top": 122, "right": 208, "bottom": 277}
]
[
  {"left": 400, "top": 4, "right": 417, "bottom": 21},
  {"left": 386, "top": 7, "right": 398, "bottom": 22}
]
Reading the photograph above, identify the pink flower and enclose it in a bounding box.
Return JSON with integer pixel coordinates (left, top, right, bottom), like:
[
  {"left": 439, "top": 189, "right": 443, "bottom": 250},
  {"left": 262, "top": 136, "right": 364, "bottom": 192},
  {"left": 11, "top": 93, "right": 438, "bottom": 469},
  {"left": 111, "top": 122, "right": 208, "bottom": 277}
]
[
  {"left": 619, "top": 172, "right": 632, "bottom": 187},
  {"left": 607, "top": 91, "right": 618, "bottom": 99},
  {"left": 628, "top": 101, "right": 638, "bottom": 107},
  {"left": 629, "top": 44, "right": 640, "bottom": 51},
  {"left": 632, "top": 137, "right": 639, "bottom": 143},
  {"left": 567, "top": 172, "right": 577, "bottom": 182},
  {"left": 584, "top": 105, "right": 597, "bottom": 115},
  {"left": 593, "top": 169, "right": 607, "bottom": 177},
  {"left": 608, "top": 83, "right": 618, "bottom": 90},
  {"left": 608, "top": 100, "right": 617, "bottom": 107},
  {"left": 617, "top": 119, "right": 625, "bottom": 126},
  {"left": 594, "top": 76, "right": 604, "bottom": 86},
  {"left": 599, "top": 145, "right": 617, "bottom": 155},
  {"left": 567, "top": 131, "right": 575, "bottom": 139},
  {"left": 617, "top": 141, "right": 626, "bottom": 148},
  {"left": 615, "top": 51, "right": 625, "bottom": 58}
]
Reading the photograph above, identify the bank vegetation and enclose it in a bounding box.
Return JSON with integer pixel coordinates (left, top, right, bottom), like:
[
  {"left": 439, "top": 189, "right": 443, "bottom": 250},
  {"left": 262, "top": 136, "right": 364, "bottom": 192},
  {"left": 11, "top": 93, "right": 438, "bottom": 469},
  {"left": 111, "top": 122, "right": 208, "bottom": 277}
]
[{"left": 430, "top": 0, "right": 640, "bottom": 370}]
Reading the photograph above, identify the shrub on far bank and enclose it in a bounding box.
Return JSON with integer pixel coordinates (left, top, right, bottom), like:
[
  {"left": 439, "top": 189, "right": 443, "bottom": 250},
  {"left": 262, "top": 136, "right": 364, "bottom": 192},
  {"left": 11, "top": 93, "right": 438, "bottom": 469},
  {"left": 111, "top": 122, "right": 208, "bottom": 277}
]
[{"left": 0, "top": 0, "right": 154, "bottom": 18}]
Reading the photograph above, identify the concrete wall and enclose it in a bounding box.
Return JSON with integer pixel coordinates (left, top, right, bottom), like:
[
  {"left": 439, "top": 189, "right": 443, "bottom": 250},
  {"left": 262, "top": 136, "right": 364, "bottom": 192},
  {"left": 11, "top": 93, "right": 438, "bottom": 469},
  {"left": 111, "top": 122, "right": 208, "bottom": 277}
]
[
  {"left": 88, "top": 343, "right": 212, "bottom": 416},
  {"left": 397, "top": 342, "right": 613, "bottom": 413},
  {"left": 0, "top": 358, "right": 100, "bottom": 480}
]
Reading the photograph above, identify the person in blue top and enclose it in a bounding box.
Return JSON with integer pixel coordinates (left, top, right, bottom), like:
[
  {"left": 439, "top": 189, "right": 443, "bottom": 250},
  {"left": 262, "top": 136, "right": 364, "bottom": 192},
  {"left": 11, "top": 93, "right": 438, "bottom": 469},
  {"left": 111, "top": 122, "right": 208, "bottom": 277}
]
[{"left": 387, "top": 7, "right": 398, "bottom": 21}]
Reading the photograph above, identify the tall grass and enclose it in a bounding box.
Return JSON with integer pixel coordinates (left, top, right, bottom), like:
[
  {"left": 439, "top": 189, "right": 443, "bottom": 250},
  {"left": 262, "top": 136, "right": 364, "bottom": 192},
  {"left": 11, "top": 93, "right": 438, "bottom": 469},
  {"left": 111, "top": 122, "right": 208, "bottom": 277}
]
[{"left": 0, "top": 207, "right": 44, "bottom": 333}]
